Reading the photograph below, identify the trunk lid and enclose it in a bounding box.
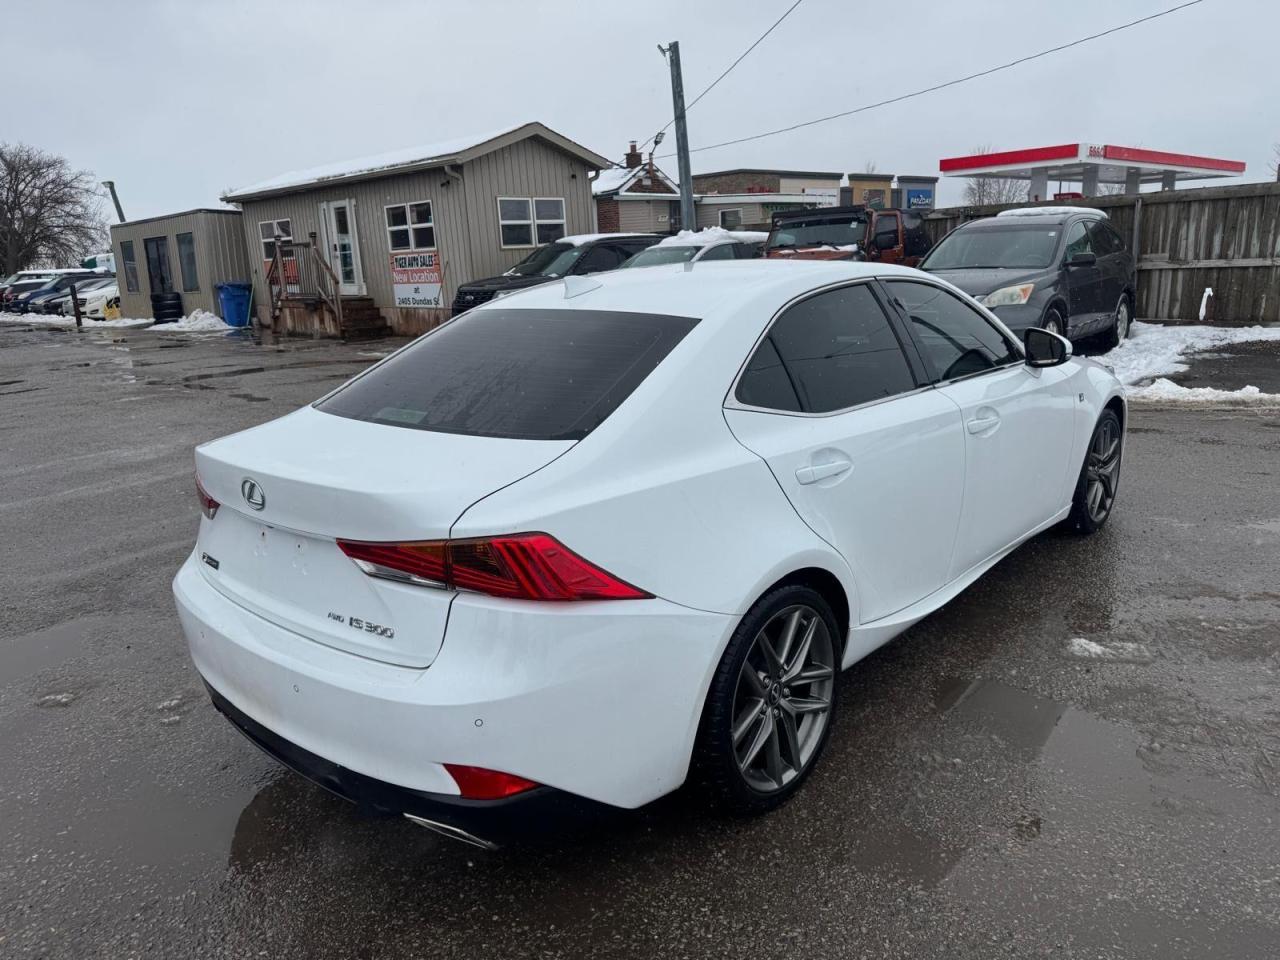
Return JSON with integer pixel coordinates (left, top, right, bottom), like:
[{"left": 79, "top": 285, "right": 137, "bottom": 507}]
[{"left": 193, "top": 406, "right": 572, "bottom": 667}]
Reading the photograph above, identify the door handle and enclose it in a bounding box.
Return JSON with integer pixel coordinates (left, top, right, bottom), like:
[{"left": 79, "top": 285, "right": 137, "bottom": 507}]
[
  {"left": 796, "top": 459, "right": 852, "bottom": 485},
  {"left": 967, "top": 415, "right": 1000, "bottom": 434}
]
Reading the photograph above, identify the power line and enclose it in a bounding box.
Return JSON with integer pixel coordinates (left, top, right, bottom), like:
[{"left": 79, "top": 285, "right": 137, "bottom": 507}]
[
  {"left": 640, "top": 0, "right": 804, "bottom": 153},
  {"left": 657, "top": 0, "right": 1206, "bottom": 160}
]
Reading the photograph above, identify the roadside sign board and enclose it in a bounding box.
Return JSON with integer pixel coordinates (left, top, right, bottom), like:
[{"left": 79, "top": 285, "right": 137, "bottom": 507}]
[{"left": 390, "top": 251, "right": 442, "bottom": 308}]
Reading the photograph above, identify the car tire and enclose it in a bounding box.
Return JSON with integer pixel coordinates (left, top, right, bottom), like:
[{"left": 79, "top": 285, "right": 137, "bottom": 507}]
[
  {"left": 692, "top": 584, "right": 840, "bottom": 815},
  {"left": 1067, "top": 409, "right": 1122, "bottom": 535},
  {"left": 1042, "top": 308, "right": 1067, "bottom": 340},
  {"left": 1100, "top": 295, "right": 1131, "bottom": 350}
]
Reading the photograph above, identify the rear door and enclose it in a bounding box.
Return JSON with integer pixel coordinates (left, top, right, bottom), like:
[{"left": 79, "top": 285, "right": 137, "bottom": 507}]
[
  {"left": 724, "top": 281, "right": 966, "bottom": 622},
  {"left": 882, "top": 279, "right": 1077, "bottom": 579},
  {"left": 1087, "top": 219, "right": 1128, "bottom": 324}
]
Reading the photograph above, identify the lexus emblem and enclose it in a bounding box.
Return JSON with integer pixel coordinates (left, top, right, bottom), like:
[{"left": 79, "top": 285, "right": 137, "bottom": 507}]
[{"left": 241, "top": 478, "right": 266, "bottom": 511}]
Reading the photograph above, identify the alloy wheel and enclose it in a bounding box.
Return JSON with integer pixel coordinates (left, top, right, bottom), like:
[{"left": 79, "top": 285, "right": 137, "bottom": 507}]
[
  {"left": 1085, "top": 417, "right": 1121, "bottom": 523},
  {"left": 731, "top": 604, "right": 835, "bottom": 793},
  {"left": 1043, "top": 314, "right": 1064, "bottom": 337}
]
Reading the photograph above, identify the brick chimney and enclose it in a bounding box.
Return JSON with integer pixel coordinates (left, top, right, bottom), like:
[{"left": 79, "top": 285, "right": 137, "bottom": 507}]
[{"left": 625, "top": 141, "right": 642, "bottom": 169}]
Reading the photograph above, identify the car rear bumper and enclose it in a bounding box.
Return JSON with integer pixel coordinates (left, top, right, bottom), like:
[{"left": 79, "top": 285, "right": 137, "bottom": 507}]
[
  {"left": 173, "top": 551, "right": 733, "bottom": 817},
  {"left": 205, "top": 680, "right": 612, "bottom": 847}
]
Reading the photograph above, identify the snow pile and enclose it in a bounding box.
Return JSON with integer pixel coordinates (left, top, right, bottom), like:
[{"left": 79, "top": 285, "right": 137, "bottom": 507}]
[
  {"left": 1066, "top": 637, "right": 1153, "bottom": 662},
  {"left": 656, "top": 227, "right": 769, "bottom": 248},
  {"left": 151, "top": 309, "right": 234, "bottom": 333},
  {"left": 1097, "top": 321, "right": 1280, "bottom": 403}
]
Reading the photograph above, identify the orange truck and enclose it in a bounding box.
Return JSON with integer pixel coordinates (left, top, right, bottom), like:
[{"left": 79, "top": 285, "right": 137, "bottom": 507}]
[{"left": 763, "top": 205, "right": 933, "bottom": 266}]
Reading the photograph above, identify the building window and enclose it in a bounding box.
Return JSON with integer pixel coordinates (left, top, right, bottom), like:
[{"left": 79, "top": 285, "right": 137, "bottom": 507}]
[
  {"left": 498, "top": 197, "right": 567, "bottom": 247},
  {"left": 386, "top": 201, "right": 435, "bottom": 251},
  {"left": 176, "top": 232, "right": 199, "bottom": 291},
  {"left": 719, "top": 208, "right": 743, "bottom": 229},
  {"left": 120, "top": 240, "right": 139, "bottom": 293},
  {"left": 258, "top": 219, "right": 294, "bottom": 262},
  {"left": 498, "top": 198, "right": 533, "bottom": 247},
  {"left": 534, "top": 198, "right": 566, "bottom": 243}
]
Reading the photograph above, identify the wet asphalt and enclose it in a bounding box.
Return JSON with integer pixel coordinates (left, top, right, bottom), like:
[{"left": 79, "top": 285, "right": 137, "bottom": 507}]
[{"left": 2, "top": 323, "right": 1279, "bottom": 959}]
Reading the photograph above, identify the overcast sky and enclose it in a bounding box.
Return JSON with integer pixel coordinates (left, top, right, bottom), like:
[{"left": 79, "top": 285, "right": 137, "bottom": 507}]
[{"left": 7, "top": 0, "right": 1275, "bottom": 219}]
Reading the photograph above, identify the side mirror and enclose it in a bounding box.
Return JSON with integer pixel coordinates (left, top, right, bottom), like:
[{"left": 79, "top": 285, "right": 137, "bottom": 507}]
[
  {"left": 1024, "top": 327, "right": 1072, "bottom": 368},
  {"left": 874, "top": 233, "right": 897, "bottom": 251},
  {"left": 1067, "top": 251, "right": 1096, "bottom": 267}
]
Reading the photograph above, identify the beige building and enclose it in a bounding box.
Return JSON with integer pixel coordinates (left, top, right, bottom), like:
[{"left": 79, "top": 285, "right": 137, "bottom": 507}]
[
  {"left": 593, "top": 142, "right": 680, "bottom": 233},
  {"left": 221, "top": 122, "right": 609, "bottom": 338},
  {"left": 110, "top": 209, "right": 252, "bottom": 320}
]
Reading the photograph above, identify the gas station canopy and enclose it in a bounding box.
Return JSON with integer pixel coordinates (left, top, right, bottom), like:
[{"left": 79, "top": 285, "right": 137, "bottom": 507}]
[{"left": 939, "top": 143, "right": 1246, "bottom": 198}]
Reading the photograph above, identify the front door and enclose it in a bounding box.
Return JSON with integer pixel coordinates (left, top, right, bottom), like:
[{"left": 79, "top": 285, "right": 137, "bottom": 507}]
[
  {"left": 1061, "top": 219, "right": 1102, "bottom": 335},
  {"left": 882, "top": 278, "right": 1078, "bottom": 580},
  {"left": 724, "top": 281, "right": 966, "bottom": 623},
  {"left": 142, "top": 236, "right": 174, "bottom": 293},
  {"left": 320, "top": 200, "right": 364, "bottom": 296}
]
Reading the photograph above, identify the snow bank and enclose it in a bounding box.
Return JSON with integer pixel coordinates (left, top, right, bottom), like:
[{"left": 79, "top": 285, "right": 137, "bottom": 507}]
[
  {"left": 0, "top": 308, "right": 236, "bottom": 334},
  {"left": 0, "top": 312, "right": 152, "bottom": 330},
  {"left": 1096, "top": 321, "right": 1280, "bottom": 404},
  {"left": 656, "top": 227, "right": 769, "bottom": 248}
]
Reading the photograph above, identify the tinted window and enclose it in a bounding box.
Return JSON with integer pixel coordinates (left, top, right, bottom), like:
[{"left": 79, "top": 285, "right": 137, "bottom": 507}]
[
  {"left": 177, "top": 232, "right": 199, "bottom": 291},
  {"left": 873, "top": 214, "right": 899, "bottom": 239},
  {"left": 143, "top": 236, "right": 173, "bottom": 293},
  {"left": 885, "top": 281, "right": 1019, "bottom": 381},
  {"left": 1063, "top": 221, "right": 1092, "bottom": 260},
  {"left": 736, "top": 336, "right": 800, "bottom": 411},
  {"left": 317, "top": 308, "right": 698, "bottom": 441},
  {"left": 903, "top": 213, "right": 931, "bottom": 257},
  {"left": 739, "top": 284, "right": 915, "bottom": 413},
  {"left": 120, "top": 241, "right": 139, "bottom": 293},
  {"left": 575, "top": 245, "right": 626, "bottom": 273},
  {"left": 1088, "top": 220, "right": 1124, "bottom": 256}
]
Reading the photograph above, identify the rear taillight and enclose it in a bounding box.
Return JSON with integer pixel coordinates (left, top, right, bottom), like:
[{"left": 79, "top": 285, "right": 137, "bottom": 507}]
[
  {"left": 443, "top": 764, "right": 539, "bottom": 800},
  {"left": 196, "top": 476, "right": 219, "bottom": 519},
  {"left": 337, "top": 533, "right": 650, "bottom": 601}
]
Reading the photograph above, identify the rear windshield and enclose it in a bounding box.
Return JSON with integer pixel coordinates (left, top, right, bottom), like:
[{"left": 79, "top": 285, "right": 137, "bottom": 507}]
[
  {"left": 316, "top": 308, "right": 699, "bottom": 441},
  {"left": 623, "top": 246, "right": 700, "bottom": 267},
  {"left": 767, "top": 216, "right": 867, "bottom": 251}
]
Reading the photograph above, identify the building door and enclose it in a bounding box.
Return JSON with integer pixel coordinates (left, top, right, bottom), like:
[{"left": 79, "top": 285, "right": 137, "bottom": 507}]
[
  {"left": 319, "top": 199, "right": 365, "bottom": 296},
  {"left": 143, "top": 236, "right": 174, "bottom": 293}
]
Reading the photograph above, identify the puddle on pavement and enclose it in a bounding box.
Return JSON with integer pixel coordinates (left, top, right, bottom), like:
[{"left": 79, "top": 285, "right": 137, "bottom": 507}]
[{"left": 1, "top": 614, "right": 117, "bottom": 683}]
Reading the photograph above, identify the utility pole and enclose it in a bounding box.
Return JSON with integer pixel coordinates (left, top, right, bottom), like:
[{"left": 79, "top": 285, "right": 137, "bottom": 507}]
[
  {"left": 660, "top": 42, "right": 696, "bottom": 232},
  {"left": 100, "top": 181, "right": 126, "bottom": 223}
]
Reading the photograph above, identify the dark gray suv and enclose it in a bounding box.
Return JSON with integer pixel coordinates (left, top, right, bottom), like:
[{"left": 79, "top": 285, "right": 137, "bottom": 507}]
[{"left": 921, "top": 208, "right": 1136, "bottom": 347}]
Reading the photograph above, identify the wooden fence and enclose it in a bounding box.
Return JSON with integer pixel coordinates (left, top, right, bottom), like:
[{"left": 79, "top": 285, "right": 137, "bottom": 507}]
[{"left": 923, "top": 182, "right": 1280, "bottom": 324}]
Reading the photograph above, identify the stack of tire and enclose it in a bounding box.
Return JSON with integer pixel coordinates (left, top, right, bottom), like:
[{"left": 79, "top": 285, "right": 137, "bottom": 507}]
[{"left": 151, "top": 292, "right": 184, "bottom": 323}]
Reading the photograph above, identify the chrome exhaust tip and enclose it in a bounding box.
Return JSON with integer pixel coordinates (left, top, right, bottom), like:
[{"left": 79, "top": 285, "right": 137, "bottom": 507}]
[{"left": 404, "top": 813, "right": 499, "bottom": 850}]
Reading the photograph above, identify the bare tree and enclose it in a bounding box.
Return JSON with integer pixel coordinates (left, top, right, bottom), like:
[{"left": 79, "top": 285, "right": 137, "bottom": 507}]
[
  {"left": 961, "top": 144, "right": 1026, "bottom": 207},
  {"left": 0, "top": 143, "right": 107, "bottom": 275},
  {"left": 861, "top": 160, "right": 879, "bottom": 175},
  {"left": 1272, "top": 142, "right": 1280, "bottom": 181}
]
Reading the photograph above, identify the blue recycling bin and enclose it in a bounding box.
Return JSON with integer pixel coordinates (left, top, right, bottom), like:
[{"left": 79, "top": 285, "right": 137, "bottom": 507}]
[{"left": 216, "top": 282, "right": 253, "bottom": 328}]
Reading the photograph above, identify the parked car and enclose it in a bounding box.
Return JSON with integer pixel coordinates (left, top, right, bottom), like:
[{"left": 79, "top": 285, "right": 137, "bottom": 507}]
[
  {"left": 621, "top": 229, "right": 765, "bottom": 268},
  {"left": 451, "top": 234, "right": 662, "bottom": 314},
  {"left": 9, "top": 272, "right": 108, "bottom": 314},
  {"left": 175, "top": 260, "right": 1125, "bottom": 848},
  {"left": 920, "top": 207, "right": 1136, "bottom": 346},
  {"left": 62, "top": 279, "right": 120, "bottom": 319},
  {"left": 1, "top": 278, "right": 54, "bottom": 311},
  {"left": 32, "top": 275, "right": 115, "bottom": 314},
  {"left": 764, "top": 206, "right": 932, "bottom": 266}
]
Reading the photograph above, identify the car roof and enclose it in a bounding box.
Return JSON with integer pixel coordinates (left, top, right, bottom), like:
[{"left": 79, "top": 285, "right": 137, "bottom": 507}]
[
  {"left": 472, "top": 259, "right": 931, "bottom": 322},
  {"left": 558, "top": 233, "right": 661, "bottom": 247}
]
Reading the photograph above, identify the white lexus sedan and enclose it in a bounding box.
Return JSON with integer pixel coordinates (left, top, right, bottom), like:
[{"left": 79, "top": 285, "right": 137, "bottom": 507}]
[{"left": 174, "top": 261, "right": 1125, "bottom": 848}]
